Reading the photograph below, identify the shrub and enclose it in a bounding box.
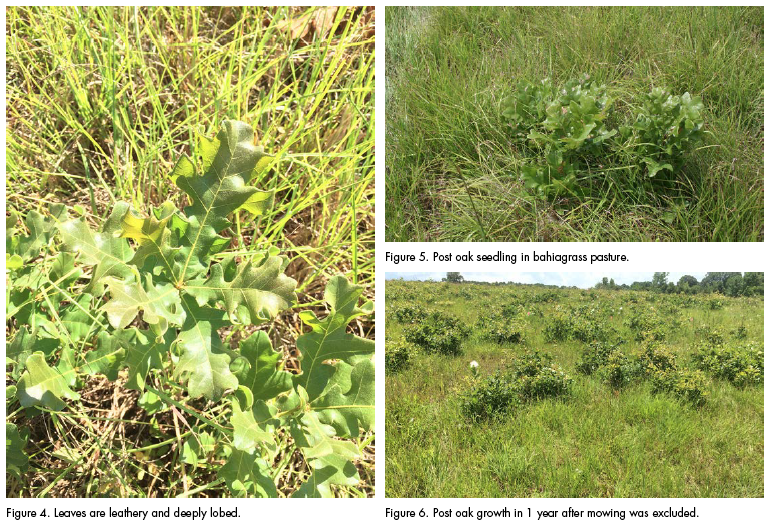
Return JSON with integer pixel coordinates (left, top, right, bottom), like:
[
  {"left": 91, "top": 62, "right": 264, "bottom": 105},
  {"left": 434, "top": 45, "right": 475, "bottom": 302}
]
[
  {"left": 597, "top": 350, "right": 642, "bottom": 389},
  {"left": 576, "top": 341, "right": 620, "bottom": 375},
  {"left": 483, "top": 319, "right": 526, "bottom": 344},
  {"left": 501, "top": 76, "right": 705, "bottom": 198},
  {"left": 403, "top": 311, "right": 470, "bottom": 356},
  {"left": 521, "top": 365, "right": 573, "bottom": 400},
  {"left": 695, "top": 324, "right": 726, "bottom": 345},
  {"left": 392, "top": 304, "right": 428, "bottom": 324},
  {"left": 638, "top": 340, "right": 678, "bottom": 374},
  {"left": 623, "top": 88, "right": 704, "bottom": 178},
  {"left": 625, "top": 308, "right": 667, "bottom": 342},
  {"left": 651, "top": 368, "right": 708, "bottom": 406},
  {"left": 543, "top": 312, "right": 575, "bottom": 342},
  {"left": 386, "top": 341, "right": 415, "bottom": 373},
  {"left": 460, "top": 371, "right": 518, "bottom": 422},
  {"left": 460, "top": 351, "right": 573, "bottom": 422},
  {"left": 730, "top": 323, "right": 748, "bottom": 340},
  {"left": 693, "top": 341, "right": 764, "bottom": 387}
]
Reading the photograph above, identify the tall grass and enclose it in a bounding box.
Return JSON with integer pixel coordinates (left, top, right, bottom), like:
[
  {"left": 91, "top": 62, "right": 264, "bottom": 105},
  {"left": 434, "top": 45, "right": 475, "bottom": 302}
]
[
  {"left": 7, "top": 6, "right": 375, "bottom": 297},
  {"left": 386, "top": 6, "right": 763, "bottom": 241}
]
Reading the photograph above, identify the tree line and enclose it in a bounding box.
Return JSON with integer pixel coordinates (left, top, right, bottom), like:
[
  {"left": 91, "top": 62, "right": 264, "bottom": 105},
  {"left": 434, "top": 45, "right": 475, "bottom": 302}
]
[
  {"left": 594, "top": 272, "right": 764, "bottom": 297},
  {"left": 437, "top": 272, "right": 763, "bottom": 297}
]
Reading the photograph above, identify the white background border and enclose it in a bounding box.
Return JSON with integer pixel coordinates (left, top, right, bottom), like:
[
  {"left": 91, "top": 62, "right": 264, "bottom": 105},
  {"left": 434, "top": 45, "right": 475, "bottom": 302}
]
[{"left": 2, "top": 1, "right": 775, "bottom": 525}]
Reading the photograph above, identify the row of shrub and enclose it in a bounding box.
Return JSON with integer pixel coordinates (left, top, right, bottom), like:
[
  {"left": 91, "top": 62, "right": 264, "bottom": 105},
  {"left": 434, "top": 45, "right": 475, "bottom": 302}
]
[
  {"left": 460, "top": 351, "right": 573, "bottom": 422},
  {"left": 575, "top": 339, "right": 708, "bottom": 406}
]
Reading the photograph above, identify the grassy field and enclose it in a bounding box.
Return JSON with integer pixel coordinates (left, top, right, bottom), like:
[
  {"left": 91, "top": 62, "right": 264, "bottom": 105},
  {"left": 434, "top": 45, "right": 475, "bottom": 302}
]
[
  {"left": 385, "top": 6, "right": 763, "bottom": 241},
  {"left": 385, "top": 280, "right": 764, "bottom": 497},
  {"left": 6, "top": 6, "right": 375, "bottom": 497}
]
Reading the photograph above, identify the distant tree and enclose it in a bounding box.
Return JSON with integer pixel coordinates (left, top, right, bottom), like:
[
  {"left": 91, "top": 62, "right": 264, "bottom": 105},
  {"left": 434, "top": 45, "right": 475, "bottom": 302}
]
[
  {"left": 631, "top": 281, "right": 652, "bottom": 291},
  {"left": 743, "top": 272, "right": 764, "bottom": 296},
  {"left": 677, "top": 275, "right": 699, "bottom": 288},
  {"left": 724, "top": 275, "right": 746, "bottom": 297},
  {"left": 444, "top": 272, "right": 464, "bottom": 283},
  {"left": 609, "top": 278, "right": 616, "bottom": 289},
  {"left": 701, "top": 272, "right": 741, "bottom": 294},
  {"left": 652, "top": 272, "right": 669, "bottom": 291}
]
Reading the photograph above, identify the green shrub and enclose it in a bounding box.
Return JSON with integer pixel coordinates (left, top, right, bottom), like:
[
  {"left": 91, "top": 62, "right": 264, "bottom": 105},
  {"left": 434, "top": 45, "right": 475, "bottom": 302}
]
[
  {"left": 651, "top": 368, "right": 708, "bottom": 406},
  {"left": 460, "top": 351, "right": 572, "bottom": 422},
  {"left": 695, "top": 324, "right": 726, "bottom": 345},
  {"left": 625, "top": 308, "right": 667, "bottom": 342},
  {"left": 576, "top": 341, "right": 620, "bottom": 375},
  {"left": 597, "top": 350, "right": 642, "bottom": 389},
  {"left": 520, "top": 365, "right": 573, "bottom": 400},
  {"left": 730, "top": 323, "right": 748, "bottom": 340},
  {"left": 460, "top": 372, "right": 518, "bottom": 422},
  {"left": 483, "top": 319, "right": 526, "bottom": 344},
  {"left": 623, "top": 88, "right": 705, "bottom": 177},
  {"left": 543, "top": 312, "right": 575, "bottom": 342},
  {"left": 693, "top": 341, "right": 764, "bottom": 387},
  {"left": 386, "top": 341, "right": 415, "bottom": 373},
  {"left": 501, "top": 76, "right": 704, "bottom": 198},
  {"left": 403, "top": 311, "right": 470, "bottom": 356},
  {"left": 392, "top": 304, "right": 428, "bottom": 324},
  {"left": 638, "top": 340, "right": 678, "bottom": 374}
]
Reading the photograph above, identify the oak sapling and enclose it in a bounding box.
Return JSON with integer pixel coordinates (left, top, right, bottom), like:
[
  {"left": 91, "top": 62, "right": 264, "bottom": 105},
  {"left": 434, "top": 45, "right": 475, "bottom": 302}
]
[
  {"left": 501, "top": 76, "right": 705, "bottom": 198},
  {"left": 6, "top": 120, "right": 375, "bottom": 497}
]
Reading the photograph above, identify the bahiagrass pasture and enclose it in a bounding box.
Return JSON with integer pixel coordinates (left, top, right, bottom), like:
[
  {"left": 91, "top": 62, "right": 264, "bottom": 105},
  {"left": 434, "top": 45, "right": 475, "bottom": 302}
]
[
  {"left": 385, "top": 6, "right": 763, "bottom": 241},
  {"left": 385, "top": 280, "right": 763, "bottom": 497}
]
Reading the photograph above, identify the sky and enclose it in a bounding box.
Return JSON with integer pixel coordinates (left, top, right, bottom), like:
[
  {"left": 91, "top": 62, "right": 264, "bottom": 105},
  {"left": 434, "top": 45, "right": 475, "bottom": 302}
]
[{"left": 384, "top": 272, "right": 710, "bottom": 289}]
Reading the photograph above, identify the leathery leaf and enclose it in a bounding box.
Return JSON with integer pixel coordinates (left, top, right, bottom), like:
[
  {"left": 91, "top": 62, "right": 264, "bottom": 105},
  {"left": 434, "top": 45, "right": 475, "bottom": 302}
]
[
  {"left": 170, "top": 120, "right": 274, "bottom": 281},
  {"left": 295, "top": 275, "right": 375, "bottom": 399},
  {"left": 7, "top": 118, "right": 374, "bottom": 498}
]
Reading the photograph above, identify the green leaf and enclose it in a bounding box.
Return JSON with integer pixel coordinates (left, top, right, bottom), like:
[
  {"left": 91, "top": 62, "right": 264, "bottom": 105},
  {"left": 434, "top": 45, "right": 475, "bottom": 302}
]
[
  {"left": 119, "top": 201, "right": 180, "bottom": 279},
  {"left": 137, "top": 391, "right": 167, "bottom": 414},
  {"left": 122, "top": 328, "right": 175, "bottom": 391},
  {"left": 12, "top": 206, "right": 65, "bottom": 262},
  {"left": 295, "top": 276, "right": 375, "bottom": 399},
  {"left": 61, "top": 294, "right": 95, "bottom": 342},
  {"left": 218, "top": 448, "right": 277, "bottom": 498},
  {"left": 229, "top": 398, "right": 277, "bottom": 455},
  {"left": 312, "top": 359, "right": 375, "bottom": 437},
  {"left": 236, "top": 331, "right": 293, "bottom": 402},
  {"left": 83, "top": 330, "right": 131, "bottom": 381},
  {"left": 6, "top": 253, "right": 23, "bottom": 270},
  {"left": 643, "top": 157, "right": 673, "bottom": 178},
  {"left": 6, "top": 327, "right": 59, "bottom": 379},
  {"left": 171, "top": 120, "right": 274, "bottom": 281},
  {"left": 181, "top": 429, "right": 216, "bottom": 465},
  {"left": 291, "top": 411, "right": 360, "bottom": 497},
  {"left": 103, "top": 274, "right": 185, "bottom": 334},
  {"left": 185, "top": 255, "right": 296, "bottom": 324},
  {"left": 6, "top": 424, "right": 29, "bottom": 477},
  {"left": 174, "top": 296, "right": 238, "bottom": 400},
  {"left": 59, "top": 202, "right": 136, "bottom": 293},
  {"left": 17, "top": 351, "right": 80, "bottom": 410}
]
